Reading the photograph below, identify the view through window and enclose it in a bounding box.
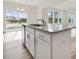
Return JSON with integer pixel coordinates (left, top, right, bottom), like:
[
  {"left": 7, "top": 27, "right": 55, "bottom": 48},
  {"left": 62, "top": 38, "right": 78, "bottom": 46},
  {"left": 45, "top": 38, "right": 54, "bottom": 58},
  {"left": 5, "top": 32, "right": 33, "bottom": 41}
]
[{"left": 5, "top": 10, "right": 27, "bottom": 29}]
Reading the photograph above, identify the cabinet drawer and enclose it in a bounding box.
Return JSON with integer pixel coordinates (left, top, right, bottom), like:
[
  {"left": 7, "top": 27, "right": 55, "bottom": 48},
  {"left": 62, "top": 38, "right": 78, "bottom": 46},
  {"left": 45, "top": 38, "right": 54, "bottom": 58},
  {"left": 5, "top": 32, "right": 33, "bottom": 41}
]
[
  {"left": 26, "top": 26, "right": 34, "bottom": 34},
  {"left": 26, "top": 31, "right": 34, "bottom": 39},
  {"left": 36, "top": 30, "right": 51, "bottom": 43}
]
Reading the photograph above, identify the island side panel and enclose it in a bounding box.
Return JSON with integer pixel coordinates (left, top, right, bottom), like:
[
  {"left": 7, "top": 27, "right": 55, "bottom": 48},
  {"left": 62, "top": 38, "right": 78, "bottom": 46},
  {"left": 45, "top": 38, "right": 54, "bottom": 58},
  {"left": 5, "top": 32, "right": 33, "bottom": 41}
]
[{"left": 52, "top": 29, "right": 71, "bottom": 59}]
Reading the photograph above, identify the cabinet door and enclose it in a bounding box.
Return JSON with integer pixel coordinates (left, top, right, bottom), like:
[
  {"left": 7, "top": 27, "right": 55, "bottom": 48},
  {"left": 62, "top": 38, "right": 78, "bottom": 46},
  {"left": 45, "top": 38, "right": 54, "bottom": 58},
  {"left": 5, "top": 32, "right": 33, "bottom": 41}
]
[
  {"left": 26, "top": 31, "right": 30, "bottom": 50},
  {"left": 26, "top": 31, "right": 35, "bottom": 57},
  {"left": 36, "top": 37, "right": 51, "bottom": 59},
  {"left": 36, "top": 30, "right": 51, "bottom": 43},
  {"left": 29, "top": 36, "right": 34, "bottom": 57}
]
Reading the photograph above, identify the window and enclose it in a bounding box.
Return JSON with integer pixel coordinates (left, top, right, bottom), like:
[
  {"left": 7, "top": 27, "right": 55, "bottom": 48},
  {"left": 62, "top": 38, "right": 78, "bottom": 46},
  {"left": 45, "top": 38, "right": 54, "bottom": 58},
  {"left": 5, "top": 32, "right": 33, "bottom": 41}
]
[
  {"left": 48, "top": 10, "right": 53, "bottom": 23},
  {"left": 5, "top": 10, "right": 27, "bottom": 28},
  {"left": 54, "top": 11, "right": 58, "bottom": 23},
  {"left": 48, "top": 10, "right": 53, "bottom": 17},
  {"left": 59, "top": 18, "right": 62, "bottom": 23},
  {"left": 68, "top": 15, "right": 75, "bottom": 24},
  {"left": 59, "top": 12, "right": 63, "bottom": 23},
  {"left": 5, "top": 10, "right": 27, "bottom": 24},
  {"left": 48, "top": 9, "right": 64, "bottom": 24},
  {"left": 54, "top": 18, "right": 58, "bottom": 23}
]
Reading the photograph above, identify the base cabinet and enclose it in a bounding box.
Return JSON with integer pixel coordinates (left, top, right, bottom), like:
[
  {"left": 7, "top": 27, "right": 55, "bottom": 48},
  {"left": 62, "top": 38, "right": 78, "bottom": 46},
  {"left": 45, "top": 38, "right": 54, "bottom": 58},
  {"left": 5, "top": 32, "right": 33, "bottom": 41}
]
[
  {"left": 26, "top": 31, "right": 34, "bottom": 57},
  {"left": 26, "top": 31, "right": 30, "bottom": 50},
  {"left": 23, "top": 25, "right": 72, "bottom": 59},
  {"left": 29, "top": 36, "right": 34, "bottom": 57},
  {"left": 36, "top": 37, "right": 51, "bottom": 59}
]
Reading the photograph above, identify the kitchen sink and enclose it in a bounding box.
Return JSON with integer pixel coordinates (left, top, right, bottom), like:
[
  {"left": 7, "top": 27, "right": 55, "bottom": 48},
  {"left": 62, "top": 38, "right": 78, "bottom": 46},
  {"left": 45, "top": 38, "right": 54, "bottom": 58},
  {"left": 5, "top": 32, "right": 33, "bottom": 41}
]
[{"left": 29, "top": 24, "right": 44, "bottom": 26}]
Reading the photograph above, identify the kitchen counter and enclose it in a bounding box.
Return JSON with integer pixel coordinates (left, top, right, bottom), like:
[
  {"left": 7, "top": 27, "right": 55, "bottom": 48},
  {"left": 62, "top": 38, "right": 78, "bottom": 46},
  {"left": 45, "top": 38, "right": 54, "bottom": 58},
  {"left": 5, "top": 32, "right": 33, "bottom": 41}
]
[
  {"left": 22, "top": 24, "right": 76, "bottom": 33},
  {"left": 22, "top": 24, "right": 76, "bottom": 59}
]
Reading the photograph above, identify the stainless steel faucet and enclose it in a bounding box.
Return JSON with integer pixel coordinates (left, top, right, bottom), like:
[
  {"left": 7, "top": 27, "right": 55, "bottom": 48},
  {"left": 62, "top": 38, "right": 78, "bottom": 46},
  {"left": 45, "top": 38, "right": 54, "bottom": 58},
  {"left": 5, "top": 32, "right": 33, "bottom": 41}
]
[{"left": 37, "top": 19, "right": 46, "bottom": 26}]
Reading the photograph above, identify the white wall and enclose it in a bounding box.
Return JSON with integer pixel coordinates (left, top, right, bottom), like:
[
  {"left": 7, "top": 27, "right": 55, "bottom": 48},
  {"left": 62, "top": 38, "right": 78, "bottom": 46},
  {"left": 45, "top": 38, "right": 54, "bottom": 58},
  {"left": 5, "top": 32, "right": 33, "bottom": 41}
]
[{"left": 37, "top": 6, "right": 43, "bottom": 19}]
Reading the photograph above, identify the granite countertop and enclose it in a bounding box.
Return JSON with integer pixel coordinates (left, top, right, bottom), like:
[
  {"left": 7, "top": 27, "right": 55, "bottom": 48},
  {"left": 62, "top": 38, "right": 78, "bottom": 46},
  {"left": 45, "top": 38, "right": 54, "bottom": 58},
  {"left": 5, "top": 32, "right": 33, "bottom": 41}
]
[{"left": 22, "top": 24, "right": 76, "bottom": 33}]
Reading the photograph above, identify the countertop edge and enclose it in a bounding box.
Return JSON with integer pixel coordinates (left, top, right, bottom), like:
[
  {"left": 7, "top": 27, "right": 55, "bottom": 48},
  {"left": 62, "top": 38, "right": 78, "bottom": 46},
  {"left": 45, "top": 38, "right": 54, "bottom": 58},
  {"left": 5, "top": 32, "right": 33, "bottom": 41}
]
[{"left": 22, "top": 24, "right": 76, "bottom": 34}]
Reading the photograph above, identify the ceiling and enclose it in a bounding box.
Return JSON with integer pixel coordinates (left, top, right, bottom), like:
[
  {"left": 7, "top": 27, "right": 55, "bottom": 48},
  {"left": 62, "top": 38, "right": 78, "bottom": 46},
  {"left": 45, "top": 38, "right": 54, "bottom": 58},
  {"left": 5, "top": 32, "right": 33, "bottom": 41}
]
[{"left": 4, "top": 0, "right": 76, "bottom": 13}]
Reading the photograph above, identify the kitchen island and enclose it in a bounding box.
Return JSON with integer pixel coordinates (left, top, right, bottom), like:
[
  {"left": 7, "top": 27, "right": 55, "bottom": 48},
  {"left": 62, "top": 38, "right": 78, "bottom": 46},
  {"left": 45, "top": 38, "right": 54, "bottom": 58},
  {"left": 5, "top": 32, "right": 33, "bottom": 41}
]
[{"left": 22, "top": 24, "right": 75, "bottom": 59}]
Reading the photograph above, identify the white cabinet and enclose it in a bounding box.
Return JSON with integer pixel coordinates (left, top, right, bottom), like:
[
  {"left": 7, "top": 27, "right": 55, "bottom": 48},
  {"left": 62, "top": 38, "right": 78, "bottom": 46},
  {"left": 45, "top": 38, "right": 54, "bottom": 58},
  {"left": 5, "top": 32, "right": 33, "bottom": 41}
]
[
  {"left": 26, "top": 30, "right": 35, "bottom": 57},
  {"left": 26, "top": 31, "right": 30, "bottom": 50},
  {"left": 52, "top": 30, "right": 71, "bottom": 59},
  {"left": 36, "top": 30, "right": 51, "bottom": 43},
  {"left": 36, "top": 37, "right": 51, "bottom": 59},
  {"left": 23, "top": 25, "right": 72, "bottom": 59},
  {"left": 26, "top": 26, "right": 34, "bottom": 34},
  {"left": 29, "top": 35, "right": 34, "bottom": 57}
]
